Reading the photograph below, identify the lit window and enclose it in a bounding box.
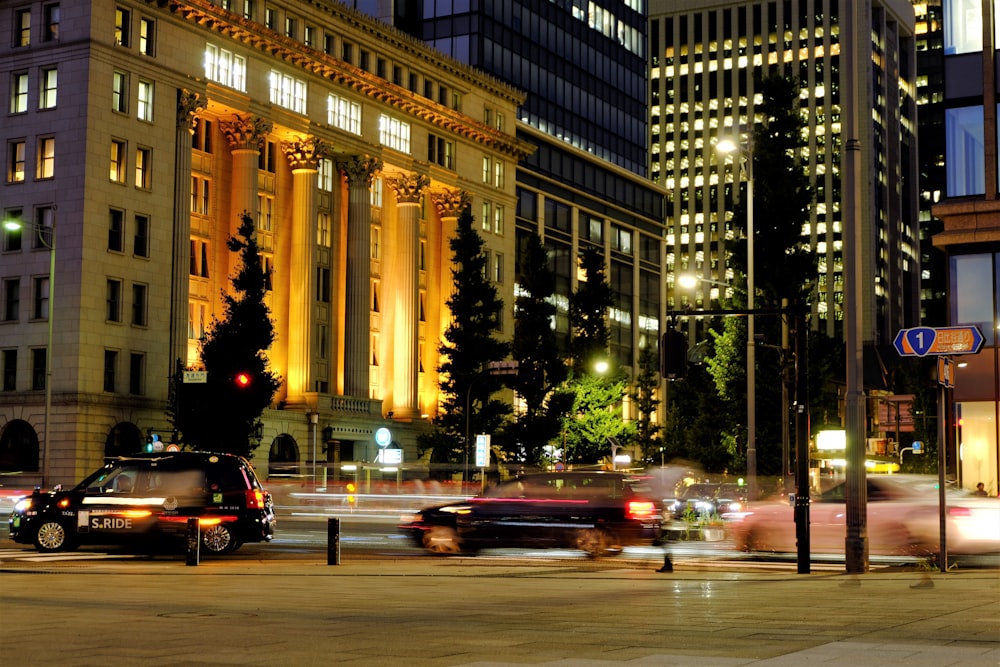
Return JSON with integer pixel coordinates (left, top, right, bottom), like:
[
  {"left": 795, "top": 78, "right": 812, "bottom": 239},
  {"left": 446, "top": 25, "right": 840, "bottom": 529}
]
[
  {"left": 138, "top": 17, "right": 155, "bottom": 55},
  {"left": 378, "top": 114, "right": 410, "bottom": 153},
  {"left": 943, "top": 0, "right": 984, "bottom": 54},
  {"left": 7, "top": 140, "right": 24, "bottom": 183},
  {"left": 493, "top": 203, "right": 504, "bottom": 235},
  {"left": 15, "top": 9, "right": 30, "bottom": 47},
  {"left": 110, "top": 140, "right": 126, "bottom": 182},
  {"left": 135, "top": 147, "right": 151, "bottom": 189},
  {"left": 327, "top": 94, "right": 361, "bottom": 134},
  {"left": 137, "top": 79, "right": 153, "bottom": 121},
  {"left": 11, "top": 73, "right": 28, "bottom": 113},
  {"left": 37, "top": 137, "right": 55, "bottom": 179},
  {"left": 269, "top": 69, "right": 307, "bottom": 114},
  {"left": 204, "top": 44, "right": 246, "bottom": 91},
  {"left": 115, "top": 7, "right": 131, "bottom": 46},
  {"left": 112, "top": 70, "right": 128, "bottom": 112},
  {"left": 945, "top": 106, "right": 985, "bottom": 196},
  {"left": 40, "top": 68, "right": 57, "bottom": 109},
  {"left": 191, "top": 176, "right": 210, "bottom": 214}
]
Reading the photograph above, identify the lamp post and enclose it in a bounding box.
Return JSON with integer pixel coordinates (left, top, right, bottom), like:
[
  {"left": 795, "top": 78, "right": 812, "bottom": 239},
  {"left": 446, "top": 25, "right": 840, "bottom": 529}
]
[{"left": 4, "top": 215, "right": 55, "bottom": 487}]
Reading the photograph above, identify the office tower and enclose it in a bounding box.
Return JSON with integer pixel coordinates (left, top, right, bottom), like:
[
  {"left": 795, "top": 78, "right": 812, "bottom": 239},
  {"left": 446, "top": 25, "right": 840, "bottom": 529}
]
[{"left": 649, "top": 0, "right": 921, "bottom": 345}]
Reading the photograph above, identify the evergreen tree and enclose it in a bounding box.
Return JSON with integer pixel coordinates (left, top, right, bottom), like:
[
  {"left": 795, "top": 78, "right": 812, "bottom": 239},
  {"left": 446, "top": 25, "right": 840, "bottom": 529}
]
[
  {"left": 171, "top": 212, "right": 282, "bottom": 458},
  {"left": 708, "top": 74, "right": 817, "bottom": 476},
  {"left": 506, "top": 232, "right": 571, "bottom": 465},
  {"left": 426, "top": 204, "right": 510, "bottom": 465},
  {"left": 561, "top": 247, "right": 632, "bottom": 464},
  {"left": 568, "top": 246, "right": 612, "bottom": 375},
  {"left": 632, "top": 345, "right": 662, "bottom": 461}
]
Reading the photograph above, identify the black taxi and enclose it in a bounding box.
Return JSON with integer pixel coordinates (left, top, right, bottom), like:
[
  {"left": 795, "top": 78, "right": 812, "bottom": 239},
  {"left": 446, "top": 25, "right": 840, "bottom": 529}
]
[
  {"left": 400, "top": 470, "right": 662, "bottom": 557},
  {"left": 8, "top": 451, "right": 275, "bottom": 554}
]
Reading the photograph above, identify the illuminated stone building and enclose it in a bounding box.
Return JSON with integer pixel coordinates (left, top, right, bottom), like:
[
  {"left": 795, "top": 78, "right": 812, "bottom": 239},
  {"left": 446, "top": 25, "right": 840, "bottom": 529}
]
[
  {"left": 0, "top": 0, "right": 532, "bottom": 483},
  {"left": 648, "top": 0, "right": 921, "bottom": 345}
]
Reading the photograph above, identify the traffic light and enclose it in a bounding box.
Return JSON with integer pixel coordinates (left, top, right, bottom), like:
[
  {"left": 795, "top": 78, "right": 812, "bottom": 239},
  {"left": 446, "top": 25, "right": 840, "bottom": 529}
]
[
  {"left": 234, "top": 371, "right": 252, "bottom": 388},
  {"left": 660, "top": 329, "right": 687, "bottom": 380}
]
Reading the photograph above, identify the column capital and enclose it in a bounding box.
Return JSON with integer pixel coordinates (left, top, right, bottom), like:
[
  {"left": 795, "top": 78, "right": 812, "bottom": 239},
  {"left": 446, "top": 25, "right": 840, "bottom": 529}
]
[
  {"left": 386, "top": 173, "right": 431, "bottom": 204},
  {"left": 281, "top": 136, "right": 327, "bottom": 171},
  {"left": 177, "top": 88, "right": 205, "bottom": 131},
  {"left": 220, "top": 114, "right": 273, "bottom": 151},
  {"left": 337, "top": 155, "right": 383, "bottom": 187},
  {"left": 430, "top": 188, "right": 470, "bottom": 218}
]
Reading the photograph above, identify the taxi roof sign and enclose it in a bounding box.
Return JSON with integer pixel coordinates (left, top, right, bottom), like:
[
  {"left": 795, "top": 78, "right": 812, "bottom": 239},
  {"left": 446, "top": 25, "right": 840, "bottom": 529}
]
[{"left": 893, "top": 326, "right": 984, "bottom": 357}]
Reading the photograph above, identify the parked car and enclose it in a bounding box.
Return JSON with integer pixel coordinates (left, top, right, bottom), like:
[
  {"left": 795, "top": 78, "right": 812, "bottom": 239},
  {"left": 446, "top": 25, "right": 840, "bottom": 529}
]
[
  {"left": 726, "top": 475, "right": 1000, "bottom": 557},
  {"left": 8, "top": 451, "right": 275, "bottom": 554},
  {"left": 399, "top": 471, "right": 662, "bottom": 557}
]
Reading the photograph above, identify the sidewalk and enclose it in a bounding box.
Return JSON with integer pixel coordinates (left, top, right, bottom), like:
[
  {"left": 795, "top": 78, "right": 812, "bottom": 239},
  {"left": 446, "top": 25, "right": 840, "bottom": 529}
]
[{"left": 2, "top": 557, "right": 997, "bottom": 666}]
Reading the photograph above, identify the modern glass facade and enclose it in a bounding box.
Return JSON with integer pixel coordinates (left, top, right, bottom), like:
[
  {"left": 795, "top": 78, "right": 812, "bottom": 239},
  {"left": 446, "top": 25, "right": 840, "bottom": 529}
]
[{"left": 649, "top": 0, "right": 921, "bottom": 344}]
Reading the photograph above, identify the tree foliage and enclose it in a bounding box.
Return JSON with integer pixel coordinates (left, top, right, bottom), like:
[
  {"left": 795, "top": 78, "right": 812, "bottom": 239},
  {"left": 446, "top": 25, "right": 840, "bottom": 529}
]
[
  {"left": 505, "top": 231, "right": 571, "bottom": 464},
  {"left": 568, "top": 246, "right": 612, "bottom": 375},
  {"left": 422, "top": 204, "right": 510, "bottom": 465},
  {"left": 632, "top": 346, "right": 662, "bottom": 461},
  {"left": 169, "top": 212, "right": 282, "bottom": 458}
]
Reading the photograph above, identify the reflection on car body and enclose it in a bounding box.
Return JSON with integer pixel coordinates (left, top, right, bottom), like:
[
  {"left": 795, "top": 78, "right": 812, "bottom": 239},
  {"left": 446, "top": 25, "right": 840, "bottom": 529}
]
[
  {"left": 399, "top": 471, "right": 662, "bottom": 558},
  {"left": 8, "top": 451, "right": 275, "bottom": 555},
  {"left": 726, "top": 475, "right": 1000, "bottom": 557}
]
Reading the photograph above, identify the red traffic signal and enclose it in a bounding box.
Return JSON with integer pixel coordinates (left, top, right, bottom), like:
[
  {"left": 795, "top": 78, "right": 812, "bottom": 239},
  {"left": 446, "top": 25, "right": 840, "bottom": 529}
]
[{"left": 234, "top": 372, "right": 252, "bottom": 388}]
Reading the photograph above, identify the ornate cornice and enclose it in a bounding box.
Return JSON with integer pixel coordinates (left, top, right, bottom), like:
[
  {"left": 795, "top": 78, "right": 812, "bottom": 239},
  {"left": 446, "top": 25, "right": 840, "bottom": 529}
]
[{"left": 144, "top": 0, "right": 535, "bottom": 161}]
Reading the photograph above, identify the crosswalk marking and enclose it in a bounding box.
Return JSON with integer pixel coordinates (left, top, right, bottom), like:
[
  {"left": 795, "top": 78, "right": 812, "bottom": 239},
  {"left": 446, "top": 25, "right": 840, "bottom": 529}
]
[{"left": 0, "top": 548, "right": 138, "bottom": 563}]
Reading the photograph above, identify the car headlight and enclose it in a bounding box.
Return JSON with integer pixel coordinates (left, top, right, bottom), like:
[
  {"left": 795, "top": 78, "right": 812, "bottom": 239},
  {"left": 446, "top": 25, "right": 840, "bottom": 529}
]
[{"left": 13, "top": 497, "right": 31, "bottom": 512}]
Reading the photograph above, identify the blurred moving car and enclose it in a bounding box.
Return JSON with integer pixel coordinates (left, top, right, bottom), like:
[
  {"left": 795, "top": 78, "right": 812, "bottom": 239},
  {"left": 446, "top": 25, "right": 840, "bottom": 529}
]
[
  {"left": 8, "top": 451, "right": 275, "bottom": 554},
  {"left": 399, "top": 471, "right": 662, "bottom": 557},
  {"left": 668, "top": 482, "right": 747, "bottom": 520},
  {"left": 726, "top": 475, "right": 1000, "bottom": 557}
]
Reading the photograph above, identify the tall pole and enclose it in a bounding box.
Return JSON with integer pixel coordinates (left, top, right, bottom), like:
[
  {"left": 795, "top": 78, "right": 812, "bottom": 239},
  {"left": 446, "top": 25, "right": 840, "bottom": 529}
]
[
  {"left": 746, "top": 149, "right": 757, "bottom": 504},
  {"left": 43, "top": 220, "right": 55, "bottom": 488},
  {"left": 843, "top": 0, "right": 869, "bottom": 573}
]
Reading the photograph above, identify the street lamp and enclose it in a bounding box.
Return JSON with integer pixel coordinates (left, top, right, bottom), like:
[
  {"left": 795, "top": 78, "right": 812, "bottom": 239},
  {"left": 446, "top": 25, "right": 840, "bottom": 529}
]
[
  {"left": 717, "top": 134, "right": 756, "bottom": 504},
  {"left": 4, "top": 214, "right": 56, "bottom": 487}
]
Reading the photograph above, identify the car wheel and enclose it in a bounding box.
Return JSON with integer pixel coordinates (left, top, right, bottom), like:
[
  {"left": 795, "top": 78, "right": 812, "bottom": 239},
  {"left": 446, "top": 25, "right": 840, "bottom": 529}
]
[
  {"left": 34, "top": 520, "right": 74, "bottom": 552},
  {"left": 422, "top": 525, "right": 462, "bottom": 554},
  {"left": 202, "top": 523, "right": 238, "bottom": 554},
  {"left": 576, "top": 528, "right": 620, "bottom": 558}
]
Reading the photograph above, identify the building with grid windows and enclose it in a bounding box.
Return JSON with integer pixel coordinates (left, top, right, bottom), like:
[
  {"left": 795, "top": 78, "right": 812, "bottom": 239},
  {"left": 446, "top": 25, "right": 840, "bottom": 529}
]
[
  {"left": 359, "top": 1, "right": 670, "bottom": 441},
  {"left": 930, "top": 0, "right": 1000, "bottom": 494},
  {"left": 648, "top": 0, "right": 921, "bottom": 346},
  {"left": 0, "top": 0, "right": 533, "bottom": 484}
]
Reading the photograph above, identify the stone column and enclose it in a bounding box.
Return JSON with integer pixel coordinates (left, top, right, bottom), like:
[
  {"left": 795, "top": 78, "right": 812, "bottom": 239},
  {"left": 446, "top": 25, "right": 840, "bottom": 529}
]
[
  {"left": 170, "top": 88, "right": 204, "bottom": 370},
  {"left": 336, "top": 155, "right": 382, "bottom": 399},
  {"left": 281, "top": 136, "right": 327, "bottom": 399},
  {"left": 219, "top": 113, "right": 272, "bottom": 225},
  {"left": 386, "top": 173, "right": 430, "bottom": 417},
  {"left": 430, "top": 188, "right": 469, "bottom": 328}
]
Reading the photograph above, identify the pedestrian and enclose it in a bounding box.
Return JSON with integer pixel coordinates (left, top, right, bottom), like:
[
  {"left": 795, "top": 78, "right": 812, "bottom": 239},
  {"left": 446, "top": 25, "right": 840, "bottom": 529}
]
[{"left": 973, "top": 482, "right": 989, "bottom": 496}]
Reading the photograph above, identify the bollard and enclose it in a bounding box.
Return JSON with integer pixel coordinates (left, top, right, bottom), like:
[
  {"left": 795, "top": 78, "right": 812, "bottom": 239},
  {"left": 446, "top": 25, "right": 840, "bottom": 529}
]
[
  {"left": 186, "top": 517, "right": 200, "bottom": 566},
  {"left": 328, "top": 517, "right": 341, "bottom": 565}
]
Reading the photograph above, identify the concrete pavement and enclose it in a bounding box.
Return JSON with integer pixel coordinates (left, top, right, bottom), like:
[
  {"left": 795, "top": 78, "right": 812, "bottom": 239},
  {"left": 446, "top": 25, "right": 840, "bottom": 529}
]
[{"left": 1, "top": 556, "right": 997, "bottom": 666}]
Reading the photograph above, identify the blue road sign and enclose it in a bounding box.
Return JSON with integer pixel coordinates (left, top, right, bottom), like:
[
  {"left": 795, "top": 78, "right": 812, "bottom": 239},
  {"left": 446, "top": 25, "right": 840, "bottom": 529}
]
[{"left": 893, "top": 326, "right": 985, "bottom": 357}]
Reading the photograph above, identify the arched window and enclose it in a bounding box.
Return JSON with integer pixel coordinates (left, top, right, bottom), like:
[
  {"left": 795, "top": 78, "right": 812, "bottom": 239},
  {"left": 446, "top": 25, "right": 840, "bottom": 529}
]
[{"left": 0, "top": 419, "right": 39, "bottom": 472}]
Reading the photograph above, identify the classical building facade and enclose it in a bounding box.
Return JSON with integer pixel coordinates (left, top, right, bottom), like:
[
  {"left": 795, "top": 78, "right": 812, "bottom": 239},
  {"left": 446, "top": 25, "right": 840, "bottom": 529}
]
[{"left": 0, "top": 0, "right": 532, "bottom": 484}]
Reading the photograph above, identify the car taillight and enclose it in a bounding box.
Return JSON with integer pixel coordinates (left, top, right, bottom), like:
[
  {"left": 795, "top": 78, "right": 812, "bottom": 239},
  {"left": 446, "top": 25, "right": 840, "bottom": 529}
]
[
  {"left": 627, "top": 500, "right": 657, "bottom": 521},
  {"left": 948, "top": 506, "right": 972, "bottom": 517},
  {"left": 246, "top": 489, "right": 266, "bottom": 509}
]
